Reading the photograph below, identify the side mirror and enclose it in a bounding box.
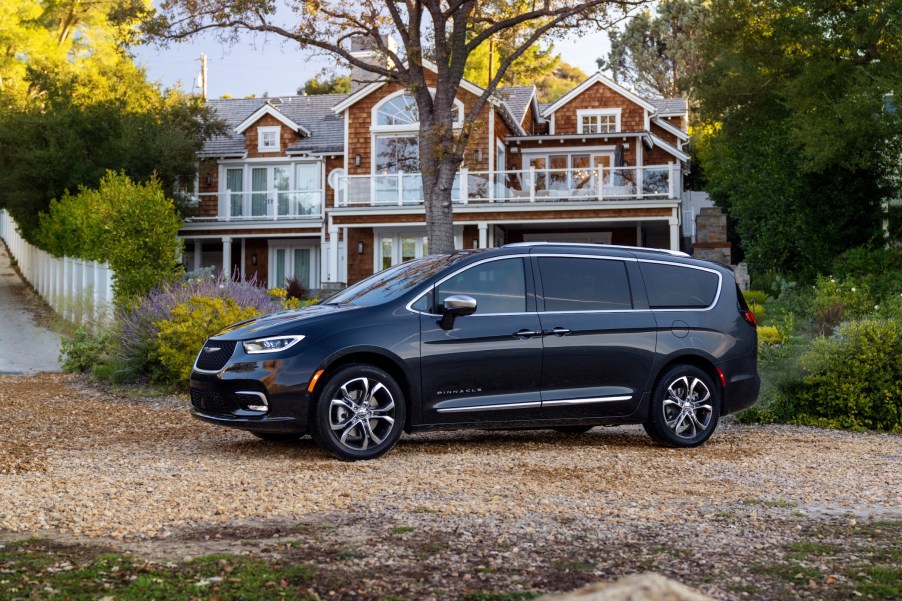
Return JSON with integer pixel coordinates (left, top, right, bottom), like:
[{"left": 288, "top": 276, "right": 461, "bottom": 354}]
[{"left": 439, "top": 295, "right": 477, "bottom": 330}]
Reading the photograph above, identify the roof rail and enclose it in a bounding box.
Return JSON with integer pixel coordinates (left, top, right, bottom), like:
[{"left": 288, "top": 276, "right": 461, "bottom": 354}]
[{"left": 502, "top": 242, "right": 690, "bottom": 257}]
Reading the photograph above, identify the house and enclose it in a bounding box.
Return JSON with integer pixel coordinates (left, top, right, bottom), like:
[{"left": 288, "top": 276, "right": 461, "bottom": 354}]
[{"left": 182, "top": 63, "right": 691, "bottom": 290}]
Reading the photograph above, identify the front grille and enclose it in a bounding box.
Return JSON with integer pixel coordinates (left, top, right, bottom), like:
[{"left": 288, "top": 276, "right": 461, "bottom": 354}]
[
  {"left": 195, "top": 339, "right": 237, "bottom": 371},
  {"left": 190, "top": 388, "right": 237, "bottom": 415}
]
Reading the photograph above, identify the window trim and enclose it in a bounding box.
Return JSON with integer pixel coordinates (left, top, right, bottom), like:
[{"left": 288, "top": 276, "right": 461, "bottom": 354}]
[
  {"left": 576, "top": 108, "right": 622, "bottom": 134},
  {"left": 371, "top": 88, "right": 465, "bottom": 134},
  {"left": 637, "top": 259, "right": 724, "bottom": 312},
  {"left": 257, "top": 126, "right": 282, "bottom": 153}
]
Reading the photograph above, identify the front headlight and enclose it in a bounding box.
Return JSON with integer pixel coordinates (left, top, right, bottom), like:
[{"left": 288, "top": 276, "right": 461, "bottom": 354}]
[{"left": 242, "top": 335, "right": 304, "bottom": 354}]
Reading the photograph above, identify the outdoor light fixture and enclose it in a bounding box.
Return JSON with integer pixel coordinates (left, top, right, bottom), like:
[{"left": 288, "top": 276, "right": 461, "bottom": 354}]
[
  {"left": 357, "top": 241, "right": 365, "bottom": 255},
  {"left": 251, "top": 253, "right": 258, "bottom": 266},
  {"left": 355, "top": 154, "right": 362, "bottom": 167}
]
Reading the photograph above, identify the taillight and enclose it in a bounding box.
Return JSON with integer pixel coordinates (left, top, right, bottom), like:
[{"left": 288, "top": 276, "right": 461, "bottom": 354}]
[
  {"left": 716, "top": 368, "right": 727, "bottom": 388},
  {"left": 741, "top": 310, "right": 757, "bottom": 327}
]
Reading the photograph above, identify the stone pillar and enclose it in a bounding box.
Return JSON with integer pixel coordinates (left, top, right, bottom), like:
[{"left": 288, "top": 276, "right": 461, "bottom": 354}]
[{"left": 692, "top": 207, "right": 732, "bottom": 264}]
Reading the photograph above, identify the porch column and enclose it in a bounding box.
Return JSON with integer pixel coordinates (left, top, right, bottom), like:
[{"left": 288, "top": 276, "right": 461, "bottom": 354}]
[
  {"left": 221, "top": 236, "right": 232, "bottom": 278},
  {"left": 328, "top": 226, "right": 339, "bottom": 283},
  {"left": 478, "top": 223, "right": 488, "bottom": 248},
  {"left": 669, "top": 215, "right": 680, "bottom": 251},
  {"left": 193, "top": 239, "right": 202, "bottom": 272},
  {"left": 636, "top": 224, "right": 642, "bottom": 246}
]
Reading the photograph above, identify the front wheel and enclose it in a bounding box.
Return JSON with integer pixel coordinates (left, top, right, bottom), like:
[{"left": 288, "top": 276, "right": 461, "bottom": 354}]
[
  {"left": 310, "top": 365, "right": 406, "bottom": 461},
  {"left": 644, "top": 365, "right": 720, "bottom": 448}
]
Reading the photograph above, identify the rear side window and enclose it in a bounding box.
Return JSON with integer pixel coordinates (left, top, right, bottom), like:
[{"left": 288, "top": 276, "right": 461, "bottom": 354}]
[
  {"left": 539, "top": 257, "right": 632, "bottom": 311},
  {"left": 640, "top": 262, "right": 720, "bottom": 309}
]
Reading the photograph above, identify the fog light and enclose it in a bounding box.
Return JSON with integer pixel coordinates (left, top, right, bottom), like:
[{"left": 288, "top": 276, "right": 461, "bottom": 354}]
[{"left": 235, "top": 390, "right": 269, "bottom": 412}]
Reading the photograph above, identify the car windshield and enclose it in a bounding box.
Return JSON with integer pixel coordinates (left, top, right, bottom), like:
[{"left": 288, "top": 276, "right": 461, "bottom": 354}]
[{"left": 322, "top": 253, "right": 475, "bottom": 307}]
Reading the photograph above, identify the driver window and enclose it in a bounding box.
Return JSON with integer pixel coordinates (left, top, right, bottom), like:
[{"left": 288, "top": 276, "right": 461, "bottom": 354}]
[{"left": 436, "top": 258, "right": 526, "bottom": 314}]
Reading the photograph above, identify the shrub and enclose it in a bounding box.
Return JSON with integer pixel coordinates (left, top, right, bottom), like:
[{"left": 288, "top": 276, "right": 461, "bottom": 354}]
[
  {"left": 285, "top": 276, "right": 309, "bottom": 300},
  {"left": 742, "top": 290, "right": 769, "bottom": 306},
  {"left": 757, "top": 325, "right": 783, "bottom": 346},
  {"left": 59, "top": 326, "right": 115, "bottom": 374},
  {"left": 154, "top": 296, "right": 261, "bottom": 386},
  {"left": 786, "top": 319, "right": 902, "bottom": 431},
  {"left": 832, "top": 246, "right": 902, "bottom": 300},
  {"left": 116, "top": 273, "right": 273, "bottom": 382},
  {"left": 810, "top": 275, "right": 873, "bottom": 335},
  {"left": 36, "top": 172, "right": 184, "bottom": 303}
]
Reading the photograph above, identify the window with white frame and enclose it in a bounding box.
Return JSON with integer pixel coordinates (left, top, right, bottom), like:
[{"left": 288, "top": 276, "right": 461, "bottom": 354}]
[
  {"left": 577, "top": 109, "right": 621, "bottom": 134},
  {"left": 257, "top": 126, "right": 281, "bottom": 152}
]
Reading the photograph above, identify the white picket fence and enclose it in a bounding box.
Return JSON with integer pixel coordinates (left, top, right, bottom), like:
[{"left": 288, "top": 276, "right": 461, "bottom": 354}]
[{"left": 0, "top": 209, "right": 114, "bottom": 325}]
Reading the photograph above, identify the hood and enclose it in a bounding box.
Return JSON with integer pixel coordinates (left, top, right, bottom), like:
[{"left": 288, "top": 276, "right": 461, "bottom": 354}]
[{"left": 211, "top": 303, "right": 359, "bottom": 340}]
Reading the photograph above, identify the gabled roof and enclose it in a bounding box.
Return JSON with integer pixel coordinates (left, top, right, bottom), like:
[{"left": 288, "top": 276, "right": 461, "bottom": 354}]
[
  {"left": 541, "top": 71, "right": 658, "bottom": 117},
  {"left": 235, "top": 102, "right": 311, "bottom": 137},
  {"left": 651, "top": 116, "right": 689, "bottom": 141},
  {"left": 649, "top": 133, "right": 690, "bottom": 162},
  {"left": 646, "top": 97, "right": 688, "bottom": 116},
  {"left": 496, "top": 86, "right": 537, "bottom": 125},
  {"left": 201, "top": 94, "right": 349, "bottom": 157}
]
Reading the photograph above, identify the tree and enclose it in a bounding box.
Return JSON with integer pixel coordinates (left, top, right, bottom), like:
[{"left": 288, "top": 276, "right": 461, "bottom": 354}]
[
  {"left": 601, "top": 0, "right": 708, "bottom": 99},
  {"left": 0, "top": 61, "right": 224, "bottom": 240},
  {"left": 148, "top": 0, "right": 642, "bottom": 253},
  {"left": 299, "top": 69, "right": 352, "bottom": 95},
  {"left": 536, "top": 61, "right": 586, "bottom": 103},
  {"left": 693, "top": 0, "right": 902, "bottom": 278}
]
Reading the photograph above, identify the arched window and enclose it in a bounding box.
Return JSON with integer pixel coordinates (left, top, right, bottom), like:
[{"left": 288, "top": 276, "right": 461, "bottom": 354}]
[{"left": 372, "top": 91, "right": 463, "bottom": 131}]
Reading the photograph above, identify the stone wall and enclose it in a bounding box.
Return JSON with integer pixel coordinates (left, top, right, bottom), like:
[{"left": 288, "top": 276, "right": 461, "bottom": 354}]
[{"left": 692, "top": 206, "right": 731, "bottom": 265}]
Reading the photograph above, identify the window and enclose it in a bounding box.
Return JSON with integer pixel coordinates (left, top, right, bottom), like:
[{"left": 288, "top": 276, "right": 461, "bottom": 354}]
[
  {"left": 640, "top": 262, "right": 721, "bottom": 309},
  {"left": 373, "top": 92, "right": 463, "bottom": 130},
  {"left": 257, "top": 126, "right": 281, "bottom": 152},
  {"left": 437, "top": 258, "right": 526, "bottom": 315},
  {"left": 225, "top": 169, "right": 243, "bottom": 217},
  {"left": 577, "top": 109, "right": 621, "bottom": 134},
  {"left": 377, "top": 232, "right": 431, "bottom": 269},
  {"left": 539, "top": 257, "right": 632, "bottom": 311}
]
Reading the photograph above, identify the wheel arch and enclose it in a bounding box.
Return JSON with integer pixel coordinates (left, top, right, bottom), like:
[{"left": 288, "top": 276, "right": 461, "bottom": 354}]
[
  {"left": 308, "top": 348, "right": 415, "bottom": 431},
  {"left": 650, "top": 353, "right": 723, "bottom": 415}
]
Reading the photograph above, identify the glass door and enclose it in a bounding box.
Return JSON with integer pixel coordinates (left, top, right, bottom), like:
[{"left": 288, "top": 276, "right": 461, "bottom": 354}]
[
  {"left": 274, "top": 167, "right": 291, "bottom": 217},
  {"left": 226, "top": 169, "right": 243, "bottom": 217},
  {"left": 295, "top": 163, "right": 320, "bottom": 215},
  {"left": 251, "top": 168, "right": 269, "bottom": 217},
  {"left": 271, "top": 244, "right": 316, "bottom": 289},
  {"left": 593, "top": 154, "right": 613, "bottom": 198}
]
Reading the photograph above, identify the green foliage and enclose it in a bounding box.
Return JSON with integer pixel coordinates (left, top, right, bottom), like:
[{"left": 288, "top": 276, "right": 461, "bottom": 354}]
[
  {"left": 787, "top": 319, "right": 902, "bottom": 431},
  {"left": 36, "top": 172, "right": 185, "bottom": 302},
  {"left": 603, "top": 0, "right": 710, "bottom": 98},
  {"left": 694, "top": 0, "right": 902, "bottom": 278},
  {"left": 299, "top": 69, "right": 351, "bottom": 95},
  {"left": 535, "top": 62, "right": 586, "bottom": 104},
  {"left": 154, "top": 296, "right": 261, "bottom": 386},
  {"left": 832, "top": 246, "right": 902, "bottom": 301},
  {"left": 757, "top": 325, "right": 782, "bottom": 346},
  {"left": 811, "top": 275, "right": 873, "bottom": 335},
  {"left": 0, "top": 61, "right": 225, "bottom": 239},
  {"left": 742, "top": 290, "right": 768, "bottom": 306},
  {"left": 59, "top": 326, "right": 115, "bottom": 374}
]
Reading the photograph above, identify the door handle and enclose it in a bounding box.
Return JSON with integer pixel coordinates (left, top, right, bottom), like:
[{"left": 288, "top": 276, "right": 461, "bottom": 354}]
[
  {"left": 513, "top": 329, "right": 543, "bottom": 339},
  {"left": 546, "top": 327, "right": 572, "bottom": 337}
]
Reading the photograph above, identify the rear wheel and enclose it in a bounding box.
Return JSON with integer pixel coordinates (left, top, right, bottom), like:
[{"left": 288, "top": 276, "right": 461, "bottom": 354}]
[
  {"left": 310, "top": 365, "right": 406, "bottom": 461},
  {"left": 644, "top": 365, "right": 720, "bottom": 448}
]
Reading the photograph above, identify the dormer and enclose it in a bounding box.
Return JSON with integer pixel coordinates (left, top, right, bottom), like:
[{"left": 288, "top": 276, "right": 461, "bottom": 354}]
[
  {"left": 235, "top": 102, "right": 312, "bottom": 157},
  {"left": 540, "top": 72, "right": 657, "bottom": 135}
]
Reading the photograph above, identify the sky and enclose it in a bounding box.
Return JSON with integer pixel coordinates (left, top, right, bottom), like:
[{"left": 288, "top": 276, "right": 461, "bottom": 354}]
[{"left": 134, "top": 29, "right": 613, "bottom": 100}]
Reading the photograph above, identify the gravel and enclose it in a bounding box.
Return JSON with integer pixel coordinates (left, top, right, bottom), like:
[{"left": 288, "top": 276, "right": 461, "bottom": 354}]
[{"left": 1, "top": 372, "right": 901, "bottom": 599}]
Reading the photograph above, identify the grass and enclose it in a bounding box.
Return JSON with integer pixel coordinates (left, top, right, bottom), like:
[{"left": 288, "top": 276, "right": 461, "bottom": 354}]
[
  {"left": 0, "top": 541, "right": 317, "bottom": 601},
  {"left": 390, "top": 526, "right": 415, "bottom": 535},
  {"left": 741, "top": 498, "right": 797, "bottom": 509},
  {"left": 549, "top": 560, "right": 595, "bottom": 572}
]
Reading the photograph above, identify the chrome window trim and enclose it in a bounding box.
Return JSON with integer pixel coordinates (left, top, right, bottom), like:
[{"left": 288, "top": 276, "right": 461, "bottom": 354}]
[
  {"left": 406, "top": 254, "right": 532, "bottom": 316},
  {"left": 637, "top": 259, "right": 724, "bottom": 312}
]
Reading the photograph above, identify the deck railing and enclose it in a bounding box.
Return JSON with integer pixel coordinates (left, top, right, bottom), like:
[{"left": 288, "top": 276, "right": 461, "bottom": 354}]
[
  {"left": 186, "top": 189, "right": 323, "bottom": 223},
  {"left": 337, "top": 164, "right": 679, "bottom": 207}
]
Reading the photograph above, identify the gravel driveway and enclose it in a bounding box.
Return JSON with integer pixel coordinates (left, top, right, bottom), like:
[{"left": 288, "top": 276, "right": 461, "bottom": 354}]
[{"left": 1, "top": 372, "right": 900, "bottom": 600}]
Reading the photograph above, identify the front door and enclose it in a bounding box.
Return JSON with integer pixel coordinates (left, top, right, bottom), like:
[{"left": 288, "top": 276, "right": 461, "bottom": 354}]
[
  {"left": 419, "top": 257, "right": 543, "bottom": 425},
  {"left": 534, "top": 255, "right": 656, "bottom": 419},
  {"left": 270, "top": 244, "right": 315, "bottom": 289}
]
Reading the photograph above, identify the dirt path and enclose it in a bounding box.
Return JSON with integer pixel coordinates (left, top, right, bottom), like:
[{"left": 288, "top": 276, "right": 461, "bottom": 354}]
[{"left": 1, "top": 373, "right": 900, "bottom": 599}]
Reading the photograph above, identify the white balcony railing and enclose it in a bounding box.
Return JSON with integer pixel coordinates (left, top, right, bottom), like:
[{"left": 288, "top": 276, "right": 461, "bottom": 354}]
[
  {"left": 337, "top": 164, "right": 679, "bottom": 208},
  {"left": 186, "top": 189, "right": 323, "bottom": 223}
]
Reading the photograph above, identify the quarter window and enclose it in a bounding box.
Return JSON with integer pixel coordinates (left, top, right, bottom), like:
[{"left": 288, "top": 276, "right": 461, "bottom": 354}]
[
  {"left": 641, "top": 262, "right": 720, "bottom": 309},
  {"left": 539, "top": 257, "right": 632, "bottom": 311},
  {"left": 437, "top": 258, "right": 526, "bottom": 315}
]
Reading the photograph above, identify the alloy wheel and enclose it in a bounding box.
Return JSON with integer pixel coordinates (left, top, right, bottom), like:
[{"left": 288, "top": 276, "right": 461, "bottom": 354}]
[
  {"left": 329, "top": 376, "right": 397, "bottom": 451},
  {"left": 661, "top": 375, "right": 713, "bottom": 439}
]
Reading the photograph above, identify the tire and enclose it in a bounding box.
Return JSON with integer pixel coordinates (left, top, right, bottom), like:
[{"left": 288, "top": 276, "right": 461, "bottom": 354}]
[
  {"left": 250, "top": 431, "right": 303, "bottom": 442},
  {"left": 643, "top": 365, "right": 720, "bottom": 448},
  {"left": 310, "top": 365, "right": 406, "bottom": 461},
  {"left": 552, "top": 425, "right": 594, "bottom": 434}
]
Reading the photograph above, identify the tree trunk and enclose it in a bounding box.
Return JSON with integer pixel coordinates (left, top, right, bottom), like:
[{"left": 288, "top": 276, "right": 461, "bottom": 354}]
[{"left": 419, "top": 107, "right": 462, "bottom": 255}]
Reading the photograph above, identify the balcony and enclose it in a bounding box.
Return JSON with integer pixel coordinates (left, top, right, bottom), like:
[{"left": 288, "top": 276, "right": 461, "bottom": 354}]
[
  {"left": 336, "top": 164, "right": 680, "bottom": 208},
  {"left": 185, "top": 190, "right": 323, "bottom": 224}
]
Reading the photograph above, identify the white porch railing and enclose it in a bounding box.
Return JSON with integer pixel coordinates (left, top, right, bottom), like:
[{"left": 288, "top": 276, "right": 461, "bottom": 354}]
[
  {"left": 187, "top": 189, "right": 324, "bottom": 223},
  {"left": 337, "top": 164, "right": 680, "bottom": 207},
  {"left": 0, "top": 210, "right": 114, "bottom": 325}
]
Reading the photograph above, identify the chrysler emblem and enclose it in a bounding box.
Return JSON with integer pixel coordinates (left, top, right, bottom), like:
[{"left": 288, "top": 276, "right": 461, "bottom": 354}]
[{"left": 203, "top": 346, "right": 221, "bottom": 353}]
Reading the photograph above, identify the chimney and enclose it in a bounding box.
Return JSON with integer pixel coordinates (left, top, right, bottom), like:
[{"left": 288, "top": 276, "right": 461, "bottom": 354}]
[{"left": 349, "top": 35, "right": 397, "bottom": 92}]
